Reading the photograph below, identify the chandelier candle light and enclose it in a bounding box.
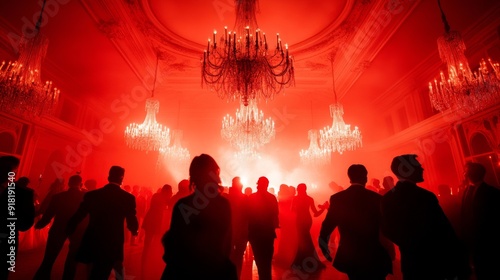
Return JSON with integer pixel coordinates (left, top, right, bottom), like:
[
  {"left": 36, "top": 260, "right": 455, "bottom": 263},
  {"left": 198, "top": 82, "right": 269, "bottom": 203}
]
[
  {"left": 221, "top": 99, "right": 275, "bottom": 153},
  {"left": 159, "top": 129, "right": 190, "bottom": 163},
  {"left": 201, "top": 0, "right": 295, "bottom": 106},
  {"left": 300, "top": 129, "right": 330, "bottom": 165},
  {"left": 124, "top": 54, "right": 170, "bottom": 152},
  {"left": 319, "top": 54, "right": 362, "bottom": 155},
  {"left": 0, "top": 0, "right": 60, "bottom": 118},
  {"left": 428, "top": 0, "right": 500, "bottom": 115}
]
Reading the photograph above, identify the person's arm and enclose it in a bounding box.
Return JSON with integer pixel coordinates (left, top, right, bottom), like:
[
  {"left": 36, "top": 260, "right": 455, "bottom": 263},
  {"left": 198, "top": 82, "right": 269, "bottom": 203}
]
[
  {"left": 66, "top": 194, "right": 89, "bottom": 235},
  {"left": 126, "top": 195, "right": 139, "bottom": 236},
  {"left": 35, "top": 196, "right": 56, "bottom": 229},
  {"left": 319, "top": 196, "right": 336, "bottom": 261},
  {"left": 309, "top": 196, "right": 325, "bottom": 217}
]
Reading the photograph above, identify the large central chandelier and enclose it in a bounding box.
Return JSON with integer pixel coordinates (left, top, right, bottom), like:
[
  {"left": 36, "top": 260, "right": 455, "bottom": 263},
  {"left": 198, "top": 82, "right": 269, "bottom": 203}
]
[
  {"left": 0, "top": 0, "right": 60, "bottom": 118},
  {"left": 221, "top": 99, "right": 275, "bottom": 152},
  {"left": 300, "top": 129, "right": 330, "bottom": 165},
  {"left": 124, "top": 54, "right": 170, "bottom": 152},
  {"left": 428, "top": 0, "right": 500, "bottom": 115},
  {"left": 201, "top": 0, "right": 295, "bottom": 106},
  {"left": 319, "top": 54, "right": 362, "bottom": 155}
]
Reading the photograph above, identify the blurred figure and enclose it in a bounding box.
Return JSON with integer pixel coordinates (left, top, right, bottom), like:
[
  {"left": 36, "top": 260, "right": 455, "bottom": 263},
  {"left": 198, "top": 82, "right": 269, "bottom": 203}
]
[
  {"left": 67, "top": 166, "right": 139, "bottom": 280},
  {"left": 319, "top": 164, "right": 392, "bottom": 280},
  {"left": 162, "top": 154, "right": 236, "bottom": 279},
  {"left": 275, "top": 184, "right": 296, "bottom": 267},
  {"left": 83, "top": 179, "right": 97, "bottom": 192},
  {"left": 461, "top": 162, "right": 500, "bottom": 280},
  {"left": 168, "top": 179, "right": 190, "bottom": 211},
  {"left": 381, "top": 154, "right": 468, "bottom": 280},
  {"left": 141, "top": 184, "right": 172, "bottom": 278},
  {"left": 381, "top": 176, "right": 395, "bottom": 195},
  {"left": 247, "top": 176, "right": 279, "bottom": 280},
  {"left": 34, "top": 175, "right": 86, "bottom": 280},
  {"left": 244, "top": 187, "right": 253, "bottom": 196},
  {"left": 437, "top": 184, "right": 461, "bottom": 234},
  {"left": 0, "top": 156, "right": 35, "bottom": 279},
  {"left": 226, "top": 177, "right": 249, "bottom": 278},
  {"left": 291, "top": 183, "right": 328, "bottom": 273},
  {"left": 37, "top": 178, "right": 64, "bottom": 216}
]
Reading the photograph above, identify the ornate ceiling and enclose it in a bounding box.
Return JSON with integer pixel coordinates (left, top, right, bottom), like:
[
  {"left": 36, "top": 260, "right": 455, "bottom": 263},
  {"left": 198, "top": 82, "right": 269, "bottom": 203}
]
[{"left": 1, "top": 0, "right": 499, "bottom": 166}]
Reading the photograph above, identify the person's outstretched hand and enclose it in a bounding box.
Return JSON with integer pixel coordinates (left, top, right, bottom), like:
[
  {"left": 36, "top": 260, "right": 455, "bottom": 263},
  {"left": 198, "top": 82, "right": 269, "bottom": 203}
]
[{"left": 318, "top": 201, "right": 329, "bottom": 210}]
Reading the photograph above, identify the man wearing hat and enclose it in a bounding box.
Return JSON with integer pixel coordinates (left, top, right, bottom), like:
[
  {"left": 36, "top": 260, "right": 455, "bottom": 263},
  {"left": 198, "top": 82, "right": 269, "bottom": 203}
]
[{"left": 67, "top": 166, "right": 138, "bottom": 279}]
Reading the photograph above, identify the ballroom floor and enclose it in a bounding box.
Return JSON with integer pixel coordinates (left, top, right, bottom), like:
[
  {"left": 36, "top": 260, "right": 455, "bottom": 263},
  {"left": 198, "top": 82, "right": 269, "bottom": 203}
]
[{"left": 10, "top": 235, "right": 403, "bottom": 280}]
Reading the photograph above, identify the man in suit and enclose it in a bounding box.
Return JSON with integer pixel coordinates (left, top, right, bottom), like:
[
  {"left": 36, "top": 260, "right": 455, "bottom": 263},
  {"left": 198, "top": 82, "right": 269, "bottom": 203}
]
[
  {"left": 461, "top": 162, "right": 500, "bottom": 280},
  {"left": 319, "top": 164, "right": 392, "bottom": 280},
  {"left": 380, "top": 154, "right": 467, "bottom": 280},
  {"left": 247, "top": 176, "right": 279, "bottom": 280},
  {"left": 67, "top": 166, "right": 139, "bottom": 280},
  {"left": 34, "top": 174, "right": 86, "bottom": 280},
  {"left": 0, "top": 156, "right": 35, "bottom": 279}
]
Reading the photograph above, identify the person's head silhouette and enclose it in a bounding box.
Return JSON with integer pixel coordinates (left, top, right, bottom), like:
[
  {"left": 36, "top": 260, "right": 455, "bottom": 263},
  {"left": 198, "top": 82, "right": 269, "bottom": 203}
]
[
  {"left": 108, "top": 166, "right": 125, "bottom": 185},
  {"left": 297, "top": 183, "right": 307, "bottom": 194},
  {"left": 0, "top": 155, "right": 20, "bottom": 185},
  {"left": 256, "top": 176, "right": 269, "bottom": 192},
  {"left": 189, "top": 154, "right": 221, "bottom": 191},
  {"left": 464, "top": 162, "right": 486, "bottom": 185},
  {"left": 347, "top": 164, "right": 368, "bottom": 185},
  {"left": 391, "top": 154, "right": 424, "bottom": 183},
  {"left": 178, "top": 179, "right": 190, "bottom": 193},
  {"left": 68, "top": 175, "right": 83, "bottom": 189}
]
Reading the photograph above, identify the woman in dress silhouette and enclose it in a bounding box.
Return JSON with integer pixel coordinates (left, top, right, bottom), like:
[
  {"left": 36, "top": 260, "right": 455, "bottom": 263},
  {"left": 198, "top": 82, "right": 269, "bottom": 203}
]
[{"left": 291, "top": 183, "right": 328, "bottom": 271}]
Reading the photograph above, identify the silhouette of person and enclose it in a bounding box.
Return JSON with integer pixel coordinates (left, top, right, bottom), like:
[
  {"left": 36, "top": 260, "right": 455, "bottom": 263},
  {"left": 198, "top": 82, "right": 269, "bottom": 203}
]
[
  {"left": 37, "top": 178, "right": 64, "bottom": 216},
  {"left": 244, "top": 187, "right": 253, "bottom": 196},
  {"left": 67, "top": 166, "right": 139, "bottom": 280},
  {"left": 380, "top": 176, "right": 395, "bottom": 195},
  {"left": 0, "top": 156, "right": 35, "bottom": 279},
  {"left": 275, "top": 184, "right": 296, "bottom": 267},
  {"left": 460, "top": 162, "right": 500, "bottom": 280},
  {"left": 380, "top": 154, "right": 468, "bottom": 280},
  {"left": 225, "top": 176, "right": 249, "bottom": 278},
  {"left": 83, "top": 179, "right": 97, "bottom": 192},
  {"left": 141, "top": 184, "right": 172, "bottom": 277},
  {"left": 247, "top": 176, "right": 279, "bottom": 280},
  {"left": 437, "top": 184, "right": 461, "bottom": 234},
  {"left": 34, "top": 174, "right": 87, "bottom": 280},
  {"left": 319, "top": 164, "right": 392, "bottom": 280},
  {"left": 162, "top": 154, "right": 237, "bottom": 280},
  {"left": 291, "top": 183, "right": 327, "bottom": 272}
]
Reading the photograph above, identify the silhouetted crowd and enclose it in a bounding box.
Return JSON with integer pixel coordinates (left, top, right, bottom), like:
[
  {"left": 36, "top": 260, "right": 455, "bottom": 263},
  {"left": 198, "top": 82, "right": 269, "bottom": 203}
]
[{"left": 1, "top": 153, "right": 499, "bottom": 280}]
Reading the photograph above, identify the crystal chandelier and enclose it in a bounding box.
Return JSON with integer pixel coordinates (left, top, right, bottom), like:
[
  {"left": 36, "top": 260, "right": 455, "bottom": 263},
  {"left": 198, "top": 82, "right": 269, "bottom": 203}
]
[
  {"left": 0, "top": 0, "right": 60, "bottom": 118},
  {"left": 319, "top": 54, "right": 362, "bottom": 155},
  {"left": 159, "top": 130, "right": 190, "bottom": 163},
  {"left": 201, "top": 0, "right": 295, "bottom": 106},
  {"left": 124, "top": 54, "right": 170, "bottom": 152},
  {"left": 428, "top": 0, "right": 500, "bottom": 115},
  {"left": 221, "top": 99, "right": 275, "bottom": 152},
  {"left": 300, "top": 129, "right": 330, "bottom": 165}
]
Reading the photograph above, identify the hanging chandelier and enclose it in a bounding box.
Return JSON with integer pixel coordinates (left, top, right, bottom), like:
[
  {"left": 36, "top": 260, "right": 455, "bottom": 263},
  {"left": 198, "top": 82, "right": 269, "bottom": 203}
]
[
  {"left": 159, "top": 129, "right": 190, "bottom": 163},
  {"left": 428, "top": 0, "right": 500, "bottom": 115},
  {"left": 0, "top": 0, "right": 60, "bottom": 118},
  {"left": 221, "top": 99, "right": 275, "bottom": 152},
  {"left": 201, "top": 0, "right": 295, "bottom": 106},
  {"left": 124, "top": 54, "right": 170, "bottom": 152},
  {"left": 300, "top": 129, "right": 330, "bottom": 165},
  {"left": 319, "top": 54, "right": 362, "bottom": 155}
]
